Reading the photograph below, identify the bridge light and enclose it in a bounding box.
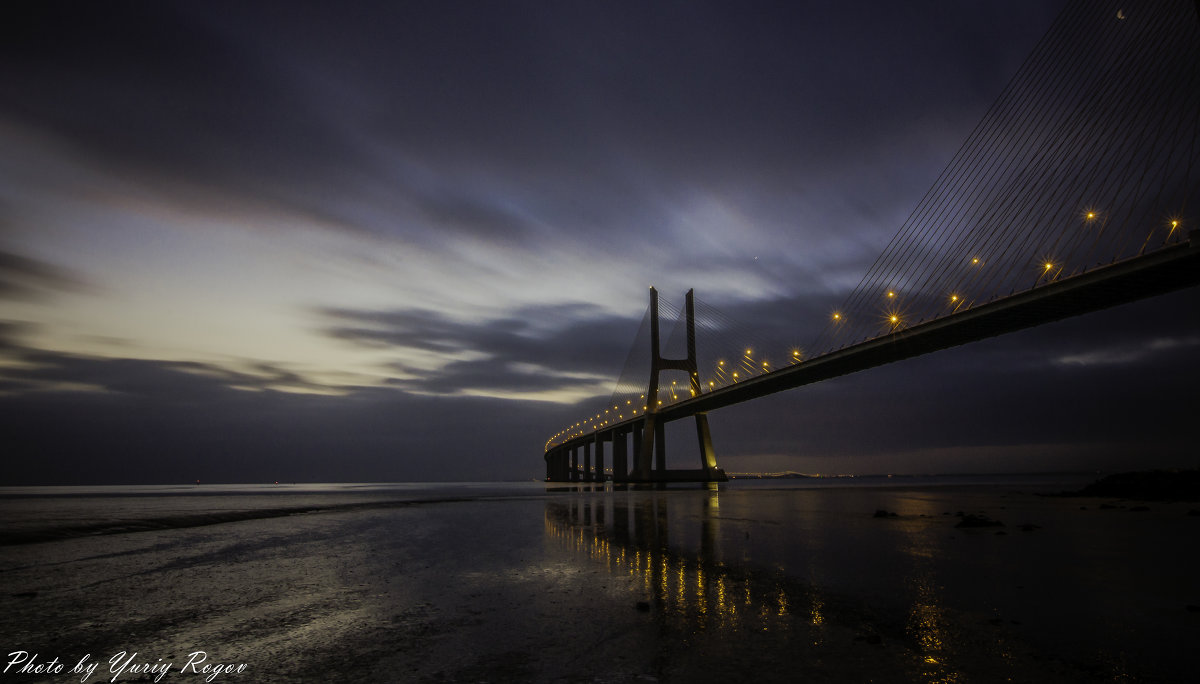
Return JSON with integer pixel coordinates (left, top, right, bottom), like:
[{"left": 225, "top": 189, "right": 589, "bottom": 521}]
[
  {"left": 1044, "top": 261, "right": 1053, "bottom": 271},
  {"left": 889, "top": 315, "right": 899, "bottom": 324},
  {"left": 745, "top": 349, "right": 752, "bottom": 355},
  {"left": 832, "top": 312, "right": 841, "bottom": 321},
  {"left": 950, "top": 294, "right": 958, "bottom": 302},
  {"left": 1085, "top": 211, "right": 1096, "bottom": 220},
  {"left": 718, "top": 360, "right": 724, "bottom": 366},
  {"left": 762, "top": 361, "right": 769, "bottom": 368},
  {"left": 886, "top": 291, "right": 895, "bottom": 298},
  {"left": 971, "top": 257, "right": 980, "bottom": 265}
]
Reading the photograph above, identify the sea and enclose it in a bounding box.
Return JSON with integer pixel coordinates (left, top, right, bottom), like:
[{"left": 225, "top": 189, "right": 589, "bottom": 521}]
[{"left": 1, "top": 474, "right": 1195, "bottom": 682}]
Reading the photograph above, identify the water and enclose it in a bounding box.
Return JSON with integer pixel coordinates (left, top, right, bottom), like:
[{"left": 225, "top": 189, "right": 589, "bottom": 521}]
[
  {"left": 1, "top": 475, "right": 1194, "bottom": 682},
  {"left": 0, "top": 482, "right": 547, "bottom": 545}
]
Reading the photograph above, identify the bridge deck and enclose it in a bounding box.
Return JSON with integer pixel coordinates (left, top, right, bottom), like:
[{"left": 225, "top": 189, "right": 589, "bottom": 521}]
[{"left": 549, "top": 235, "right": 1200, "bottom": 455}]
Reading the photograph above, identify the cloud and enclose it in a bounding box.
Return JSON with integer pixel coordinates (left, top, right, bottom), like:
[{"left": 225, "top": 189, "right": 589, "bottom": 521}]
[
  {"left": 0, "top": 249, "right": 91, "bottom": 300},
  {"left": 1055, "top": 336, "right": 1200, "bottom": 367},
  {"left": 0, "top": 0, "right": 1064, "bottom": 258},
  {"left": 320, "top": 303, "right": 642, "bottom": 399},
  {"left": 0, "top": 320, "right": 34, "bottom": 349}
]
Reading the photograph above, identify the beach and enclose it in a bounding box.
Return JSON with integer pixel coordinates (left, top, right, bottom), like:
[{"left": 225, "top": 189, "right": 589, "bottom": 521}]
[{"left": 1, "top": 478, "right": 1196, "bottom": 683}]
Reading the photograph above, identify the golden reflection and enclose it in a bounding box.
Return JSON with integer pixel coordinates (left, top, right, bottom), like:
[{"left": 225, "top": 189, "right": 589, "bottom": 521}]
[
  {"left": 543, "top": 492, "right": 812, "bottom": 638},
  {"left": 898, "top": 500, "right": 963, "bottom": 684},
  {"left": 906, "top": 573, "right": 961, "bottom": 684}
]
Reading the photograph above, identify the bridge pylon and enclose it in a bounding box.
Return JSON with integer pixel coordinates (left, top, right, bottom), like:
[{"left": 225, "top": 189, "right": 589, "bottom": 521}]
[{"left": 627, "top": 287, "right": 727, "bottom": 483}]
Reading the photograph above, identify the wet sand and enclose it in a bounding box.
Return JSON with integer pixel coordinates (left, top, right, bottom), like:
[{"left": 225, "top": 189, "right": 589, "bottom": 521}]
[{"left": 1, "top": 482, "right": 1197, "bottom": 682}]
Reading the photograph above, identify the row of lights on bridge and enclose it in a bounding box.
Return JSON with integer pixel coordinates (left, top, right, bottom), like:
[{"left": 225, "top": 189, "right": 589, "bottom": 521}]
[
  {"left": 548, "top": 211, "right": 1185, "bottom": 449},
  {"left": 545, "top": 347, "right": 806, "bottom": 450}
]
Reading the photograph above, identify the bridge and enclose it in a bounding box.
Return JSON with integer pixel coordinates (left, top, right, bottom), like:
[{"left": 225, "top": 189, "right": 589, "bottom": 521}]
[{"left": 544, "top": 0, "right": 1200, "bottom": 483}]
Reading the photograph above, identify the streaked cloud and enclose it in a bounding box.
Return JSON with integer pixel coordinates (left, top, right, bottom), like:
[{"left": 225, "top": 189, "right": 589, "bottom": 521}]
[{"left": 0, "top": 249, "right": 92, "bottom": 300}]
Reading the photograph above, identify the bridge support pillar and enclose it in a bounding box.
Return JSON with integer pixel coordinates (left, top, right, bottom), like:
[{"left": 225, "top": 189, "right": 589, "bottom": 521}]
[
  {"left": 695, "top": 412, "right": 719, "bottom": 477},
  {"left": 634, "top": 416, "right": 656, "bottom": 480},
  {"left": 582, "top": 441, "right": 593, "bottom": 483},
  {"left": 569, "top": 447, "right": 578, "bottom": 482},
  {"left": 594, "top": 435, "right": 606, "bottom": 482},
  {"left": 629, "top": 288, "right": 726, "bottom": 483},
  {"left": 654, "top": 423, "right": 666, "bottom": 474},
  {"left": 613, "top": 429, "right": 628, "bottom": 483}
]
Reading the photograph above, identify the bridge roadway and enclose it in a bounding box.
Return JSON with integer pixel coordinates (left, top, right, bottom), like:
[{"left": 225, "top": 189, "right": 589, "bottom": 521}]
[{"left": 546, "top": 231, "right": 1200, "bottom": 480}]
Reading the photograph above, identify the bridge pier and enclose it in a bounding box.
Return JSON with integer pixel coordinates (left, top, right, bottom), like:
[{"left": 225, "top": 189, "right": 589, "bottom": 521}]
[
  {"left": 594, "top": 434, "right": 606, "bottom": 482},
  {"left": 582, "top": 441, "right": 592, "bottom": 482},
  {"left": 695, "top": 412, "right": 720, "bottom": 478},
  {"left": 613, "top": 429, "right": 629, "bottom": 483},
  {"left": 654, "top": 421, "right": 666, "bottom": 474}
]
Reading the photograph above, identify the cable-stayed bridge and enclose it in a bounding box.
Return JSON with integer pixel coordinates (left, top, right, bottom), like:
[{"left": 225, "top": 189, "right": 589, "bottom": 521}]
[{"left": 544, "top": 0, "right": 1200, "bottom": 482}]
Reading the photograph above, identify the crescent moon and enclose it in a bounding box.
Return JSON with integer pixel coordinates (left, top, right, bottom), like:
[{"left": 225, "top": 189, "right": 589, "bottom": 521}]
[{"left": 1117, "top": 9, "right": 1125, "bottom": 20}]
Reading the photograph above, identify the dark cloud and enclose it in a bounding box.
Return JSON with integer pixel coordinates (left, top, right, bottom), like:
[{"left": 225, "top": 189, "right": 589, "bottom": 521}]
[
  {"left": 321, "top": 303, "right": 643, "bottom": 395},
  {"left": 0, "top": 1, "right": 1065, "bottom": 251},
  {"left": 0, "top": 337, "right": 579, "bottom": 484},
  {"left": 0, "top": 347, "right": 330, "bottom": 400},
  {"left": 0, "top": 249, "right": 91, "bottom": 300},
  {"left": 385, "top": 359, "right": 600, "bottom": 396},
  {"left": 0, "top": 320, "right": 34, "bottom": 349},
  {"left": 0, "top": 366, "right": 573, "bottom": 486}
]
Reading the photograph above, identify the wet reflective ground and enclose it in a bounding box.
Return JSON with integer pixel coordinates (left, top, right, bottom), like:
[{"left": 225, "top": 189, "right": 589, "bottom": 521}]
[{"left": 1, "top": 481, "right": 1195, "bottom": 682}]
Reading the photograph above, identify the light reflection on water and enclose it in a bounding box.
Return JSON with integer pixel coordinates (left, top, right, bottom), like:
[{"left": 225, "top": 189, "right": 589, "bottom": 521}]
[
  {"left": 542, "top": 480, "right": 1200, "bottom": 682},
  {"left": 541, "top": 484, "right": 1002, "bottom": 682},
  {"left": 544, "top": 488, "right": 805, "bottom": 637}
]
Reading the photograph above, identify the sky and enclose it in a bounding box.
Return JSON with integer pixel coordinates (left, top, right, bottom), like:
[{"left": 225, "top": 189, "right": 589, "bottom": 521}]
[{"left": 2, "top": 0, "right": 1197, "bottom": 484}]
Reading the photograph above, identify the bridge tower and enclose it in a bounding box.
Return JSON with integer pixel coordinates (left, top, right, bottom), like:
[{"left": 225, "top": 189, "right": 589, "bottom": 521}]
[{"left": 629, "top": 288, "right": 727, "bottom": 483}]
